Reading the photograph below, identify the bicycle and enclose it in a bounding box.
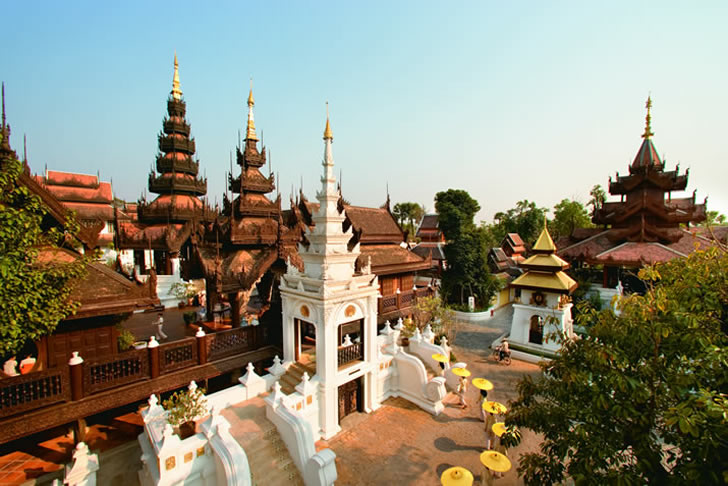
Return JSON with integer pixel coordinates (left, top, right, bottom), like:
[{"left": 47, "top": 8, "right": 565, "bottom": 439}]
[{"left": 491, "top": 347, "right": 512, "bottom": 365}]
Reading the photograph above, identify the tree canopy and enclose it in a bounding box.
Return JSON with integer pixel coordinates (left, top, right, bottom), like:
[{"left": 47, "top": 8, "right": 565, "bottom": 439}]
[
  {"left": 392, "top": 201, "right": 425, "bottom": 240},
  {"left": 550, "top": 198, "right": 593, "bottom": 240},
  {"left": 508, "top": 247, "right": 728, "bottom": 485},
  {"left": 491, "top": 200, "right": 547, "bottom": 245},
  {"left": 702, "top": 210, "right": 727, "bottom": 227},
  {"left": 435, "top": 189, "right": 500, "bottom": 308},
  {"left": 0, "top": 156, "right": 88, "bottom": 357}
]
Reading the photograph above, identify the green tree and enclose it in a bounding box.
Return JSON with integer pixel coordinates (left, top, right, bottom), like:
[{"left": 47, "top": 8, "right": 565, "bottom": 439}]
[
  {"left": 392, "top": 201, "right": 425, "bottom": 240},
  {"left": 551, "top": 198, "right": 593, "bottom": 239},
  {"left": 588, "top": 184, "right": 607, "bottom": 214},
  {"left": 508, "top": 247, "right": 728, "bottom": 485},
  {"left": 435, "top": 190, "right": 500, "bottom": 307},
  {"left": 702, "top": 210, "right": 727, "bottom": 227},
  {"left": 0, "top": 156, "right": 88, "bottom": 357},
  {"left": 492, "top": 200, "right": 547, "bottom": 245}
]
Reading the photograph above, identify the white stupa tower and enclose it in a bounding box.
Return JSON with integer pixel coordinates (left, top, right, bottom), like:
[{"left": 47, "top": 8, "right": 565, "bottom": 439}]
[{"left": 279, "top": 108, "right": 381, "bottom": 439}]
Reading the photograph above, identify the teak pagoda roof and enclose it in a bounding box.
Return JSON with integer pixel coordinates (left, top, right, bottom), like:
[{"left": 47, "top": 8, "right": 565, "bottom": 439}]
[
  {"left": 116, "top": 56, "right": 215, "bottom": 253},
  {"left": 558, "top": 98, "right": 717, "bottom": 268}
]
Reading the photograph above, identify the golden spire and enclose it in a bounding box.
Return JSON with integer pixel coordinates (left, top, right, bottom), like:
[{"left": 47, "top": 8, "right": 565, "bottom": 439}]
[
  {"left": 245, "top": 79, "right": 258, "bottom": 141},
  {"left": 642, "top": 95, "right": 654, "bottom": 139},
  {"left": 247, "top": 78, "right": 255, "bottom": 106},
  {"left": 323, "top": 101, "right": 333, "bottom": 140},
  {"left": 171, "top": 52, "right": 182, "bottom": 101},
  {"left": 532, "top": 216, "right": 556, "bottom": 253}
]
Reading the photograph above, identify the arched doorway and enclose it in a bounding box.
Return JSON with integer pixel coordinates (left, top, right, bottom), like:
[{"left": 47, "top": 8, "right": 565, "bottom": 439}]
[
  {"left": 529, "top": 315, "right": 543, "bottom": 345},
  {"left": 294, "top": 318, "right": 316, "bottom": 366}
]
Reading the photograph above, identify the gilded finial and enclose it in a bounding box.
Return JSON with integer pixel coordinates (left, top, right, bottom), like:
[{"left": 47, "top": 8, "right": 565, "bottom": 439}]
[
  {"left": 642, "top": 95, "right": 654, "bottom": 139},
  {"left": 245, "top": 79, "right": 258, "bottom": 141},
  {"left": 248, "top": 78, "right": 255, "bottom": 106},
  {"left": 171, "top": 53, "right": 182, "bottom": 101},
  {"left": 323, "top": 101, "right": 333, "bottom": 140}
]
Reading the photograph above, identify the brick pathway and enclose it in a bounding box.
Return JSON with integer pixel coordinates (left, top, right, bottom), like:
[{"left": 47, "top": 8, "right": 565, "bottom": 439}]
[{"left": 323, "top": 306, "right": 542, "bottom": 485}]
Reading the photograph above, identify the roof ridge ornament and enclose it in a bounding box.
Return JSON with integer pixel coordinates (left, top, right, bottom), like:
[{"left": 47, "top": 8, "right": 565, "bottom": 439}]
[
  {"left": 171, "top": 53, "right": 182, "bottom": 101},
  {"left": 642, "top": 95, "right": 654, "bottom": 139}
]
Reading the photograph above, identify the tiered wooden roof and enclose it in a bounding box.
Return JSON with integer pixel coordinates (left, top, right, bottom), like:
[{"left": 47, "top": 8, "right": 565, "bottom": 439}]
[
  {"left": 116, "top": 56, "right": 214, "bottom": 252},
  {"left": 559, "top": 98, "right": 715, "bottom": 268},
  {"left": 34, "top": 170, "right": 114, "bottom": 246}
]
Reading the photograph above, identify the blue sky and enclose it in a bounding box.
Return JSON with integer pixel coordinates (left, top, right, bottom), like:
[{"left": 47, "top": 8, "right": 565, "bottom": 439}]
[{"left": 2, "top": 1, "right": 727, "bottom": 222}]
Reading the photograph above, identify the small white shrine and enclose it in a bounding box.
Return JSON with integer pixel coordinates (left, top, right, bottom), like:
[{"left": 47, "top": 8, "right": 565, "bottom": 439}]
[
  {"left": 509, "top": 222, "right": 577, "bottom": 354},
  {"left": 279, "top": 114, "right": 382, "bottom": 439}
]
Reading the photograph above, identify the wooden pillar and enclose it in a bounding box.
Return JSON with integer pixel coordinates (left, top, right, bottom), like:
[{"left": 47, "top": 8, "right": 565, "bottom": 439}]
[
  {"left": 229, "top": 291, "right": 243, "bottom": 328},
  {"left": 72, "top": 417, "right": 87, "bottom": 444},
  {"left": 69, "top": 352, "right": 84, "bottom": 401},
  {"left": 603, "top": 267, "right": 608, "bottom": 288},
  {"left": 205, "top": 278, "right": 218, "bottom": 322},
  {"left": 148, "top": 338, "right": 160, "bottom": 379}
]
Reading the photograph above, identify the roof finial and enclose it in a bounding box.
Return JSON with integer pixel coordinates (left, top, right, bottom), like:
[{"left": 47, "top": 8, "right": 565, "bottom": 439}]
[
  {"left": 642, "top": 95, "right": 654, "bottom": 139},
  {"left": 245, "top": 78, "right": 258, "bottom": 141},
  {"left": 323, "top": 101, "right": 333, "bottom": 140},
  {"left": 248, "top": 78, "right": 254, "bottom": 106},
  {"left": 171, "top": 53, "right": 182, "bottom": 101}
]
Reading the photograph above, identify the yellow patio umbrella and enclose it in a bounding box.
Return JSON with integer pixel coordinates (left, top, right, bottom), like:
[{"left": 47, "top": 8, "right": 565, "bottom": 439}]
[
  {"left": 472, "top": 378, "right": 494, "bottom": 391},
  {"left": 492, "top": 422, "right": 507, "bottom": 437},
  {"left": 480, "top": 450, "right": 512, "bottom": 473},
  {"left": 451, "top": 367, "right": 471, "bottom": 377},
  {"left": 440, "top": 466, "right": 474, "bottom": 486},
  {"left": 482, "top": 401, "right": 507, "bottom": 414},
  {"left": 432, "top": 353, "right": 449, "bottom": 363}
]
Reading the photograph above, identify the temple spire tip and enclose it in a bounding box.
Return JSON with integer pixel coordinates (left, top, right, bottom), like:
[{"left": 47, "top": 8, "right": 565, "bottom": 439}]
[
  {"left": 171, "top": 53, "right": 182, "bottom": 101},
  {"left": 323, "top": 102, "right": 333, "bottom": 140},
  {"left": 642, "top": 95, "right": 654, "bottom": 139}
]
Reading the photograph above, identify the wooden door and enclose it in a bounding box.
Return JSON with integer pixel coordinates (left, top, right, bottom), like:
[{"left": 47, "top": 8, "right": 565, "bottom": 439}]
[{"left": 338, "top": 378, "right": 361, "bottom": 421}]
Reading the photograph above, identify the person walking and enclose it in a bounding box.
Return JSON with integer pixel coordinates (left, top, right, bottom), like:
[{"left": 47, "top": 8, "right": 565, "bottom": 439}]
[
  {"left": 457, "top": 375, "right": 469, "bottom": 409},
  {"left": 155, "top": 313, "right": 168, "bottom": 340}
]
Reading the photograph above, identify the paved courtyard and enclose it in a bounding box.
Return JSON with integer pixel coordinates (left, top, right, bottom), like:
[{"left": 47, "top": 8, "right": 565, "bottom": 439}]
[{"left": 321, "top": 306, "right": 544, "bottom": 485}]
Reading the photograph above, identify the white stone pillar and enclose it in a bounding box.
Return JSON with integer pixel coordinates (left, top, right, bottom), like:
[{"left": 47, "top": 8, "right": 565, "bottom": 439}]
[
  {"left": 170, "top": 256, "right": 181, "bottom": 278},
  {"left": 317, "top": 309, "right": 341, "bottom": 439},
  {"left": 282, "top": 313, "right": 296, "bottom": 364}
]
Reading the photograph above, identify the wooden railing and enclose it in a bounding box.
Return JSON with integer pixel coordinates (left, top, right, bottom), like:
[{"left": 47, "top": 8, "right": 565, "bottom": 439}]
[
  {"left": 206, "top": 325, "right": 265, "bottom": 361},
  {"left": 159, "top": 338, "right": 198, "bottom": 374},
  {"left": 83, "top": 349, "right": 149, "bottom": 395},
  {"left": 378, "top": 287, "right": 435, "bottom": 316},
  {"left": 0, "top": 323, "right": 275, "bottom": 421},
  {"left": 0, "top": 368, "right": 70, "bottom": 418},
  {"left": 338, "top": 343, "right": 364, "bottom": 367}
]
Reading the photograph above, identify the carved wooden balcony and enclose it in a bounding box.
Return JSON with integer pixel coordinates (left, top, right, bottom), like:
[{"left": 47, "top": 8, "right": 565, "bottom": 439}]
[
  {"left": 162, "top": 118, "right": 191, "bottom": 137},
  {"left": 338, "top": 342, "right": 363, "bottom": 367},
  {"left": 156, "top": 156, "right": 199, "bottom": 176},
  {"left": 158, "top": 135, "right": 195, "bottom": 154},
  {"left": 147, "top": 174, "right": 207, "bottom": 196}
]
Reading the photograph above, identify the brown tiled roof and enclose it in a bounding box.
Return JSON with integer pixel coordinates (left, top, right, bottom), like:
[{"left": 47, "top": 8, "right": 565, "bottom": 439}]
[
  {"left": 358, "top": 244, "right": 430, "bottom": 276},
  {"left": 37, "top": 247, "right": 158, "bottom": 319},
  {"left": 43, "top": 170, "right": 100, "bottom": 188},
  {"left": 413, "top": 242, "right": 445, "bottom": 261},
  {"left": 345, "top": 205, "right": 403, "bottom": 243},
  {"left": 559, "top": 228, "right": 721, "bottom": 267}
]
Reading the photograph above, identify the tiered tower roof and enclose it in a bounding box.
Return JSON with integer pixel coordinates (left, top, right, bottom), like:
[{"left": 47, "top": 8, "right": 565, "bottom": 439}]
[
  {"left": 592, "top": 97, "right": 706, "bottom": 243},
  {"left": 138, "top": 54, "right": 207, "bottom": 224},
  {"left": 226, "top": 84, "right": 280, "bottom": 245},
  {"left": 512, "top": 222, "right": 576, "bottom": 294}
]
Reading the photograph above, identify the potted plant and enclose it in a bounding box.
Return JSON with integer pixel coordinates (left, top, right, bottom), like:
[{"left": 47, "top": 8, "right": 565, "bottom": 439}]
[
  {"left": 183, "top": 311, "right": 197, "bottom": 325},
  {"left": 117, "top": 327, "right": 136, "bottom": 352},
  {"left": 169, "top": 282, "right": 197, "bottom": 308},
  {"left": 162, "top": 386, "right": 207, "bottom": 439}
]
